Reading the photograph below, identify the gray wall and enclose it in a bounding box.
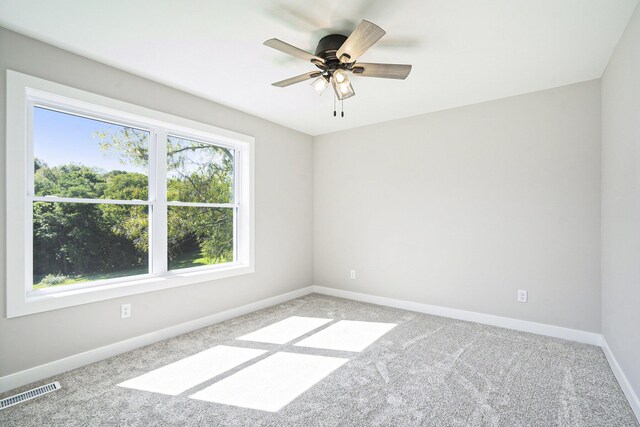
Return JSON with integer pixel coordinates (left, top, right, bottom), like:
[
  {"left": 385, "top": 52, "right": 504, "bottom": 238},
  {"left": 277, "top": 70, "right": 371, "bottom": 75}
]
[
  {"left": 314, "top": 81, "right": 602, "bottom": 332},
  {"left": 0, "top": 27, "right": 313, "bottom": 376},
  {"left": 601, "top": 3, "right": 640, "bottom": 402}
]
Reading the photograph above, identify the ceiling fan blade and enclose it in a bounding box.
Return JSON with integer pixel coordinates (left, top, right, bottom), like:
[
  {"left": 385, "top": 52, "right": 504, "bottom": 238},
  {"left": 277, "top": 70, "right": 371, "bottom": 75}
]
[
  {"left": 264, "top": 38, "right": 325, "bottom": 64},
  {"left": 337, "top": 20, "right": 386, "bottom": 63},
  {"left": 351, "top": 63, "right": 412, "bottom": 79},
  {"left": 271, "top": 71, "right": 322, "bottom": 87}
]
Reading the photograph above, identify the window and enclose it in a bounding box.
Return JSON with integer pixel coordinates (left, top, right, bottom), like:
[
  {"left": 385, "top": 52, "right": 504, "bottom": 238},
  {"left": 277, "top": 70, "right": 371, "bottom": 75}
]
[
  {"left": 166, "top": 135, "right": 236, "bottom": 271},
  {"left": 6, "top": 71, "right": 254, "bottom": 317},
  {"left": 32, "top": 108, "right": 152, "bottom": 288}
]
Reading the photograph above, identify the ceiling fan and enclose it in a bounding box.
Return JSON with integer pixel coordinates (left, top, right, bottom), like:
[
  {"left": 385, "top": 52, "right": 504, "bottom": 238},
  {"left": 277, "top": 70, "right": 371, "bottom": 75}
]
[{"left": 264, "top": 20, "right": 412, "bottom": 104}]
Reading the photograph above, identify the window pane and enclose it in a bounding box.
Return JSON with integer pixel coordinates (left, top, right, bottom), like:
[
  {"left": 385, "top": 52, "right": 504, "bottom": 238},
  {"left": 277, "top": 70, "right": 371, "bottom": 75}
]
[
  {"left": 33, "top": 107, "right": 149, "bottom": 199},
  {"left": 167, "top": 135, "right": 234, "bottom": 203},
  {"left": 168, "top": 206, "right": 234, "bottom": 270},
  {"left": 33, "top": 201, "right": 149, "bottom": 288}
]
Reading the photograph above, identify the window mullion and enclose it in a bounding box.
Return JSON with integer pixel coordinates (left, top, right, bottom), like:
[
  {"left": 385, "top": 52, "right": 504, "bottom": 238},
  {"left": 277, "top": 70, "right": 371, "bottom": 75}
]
[
  {"left": 233, "top": 148, "right": 241, "bottom": 262},
  {"left": 165, "top": 201, "right": 236, "bottom": 208},
  {"left": 31, "top": 196, "right": 149, "bottom": 205},
  {"left": 151, "top": 129, "right": 168, "bottom": 275}
]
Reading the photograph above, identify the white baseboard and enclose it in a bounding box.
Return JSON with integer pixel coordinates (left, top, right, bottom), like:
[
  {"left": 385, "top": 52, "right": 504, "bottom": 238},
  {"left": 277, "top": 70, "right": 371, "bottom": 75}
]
[
  {"left": 311, "top": 286, "right": 602, "bottom": 346},
  {"left": 0, "top": 286, "right": 314, "bottom": 394},
  {"left": 601, "top": 337, "right": 640, "bottom": 421}
]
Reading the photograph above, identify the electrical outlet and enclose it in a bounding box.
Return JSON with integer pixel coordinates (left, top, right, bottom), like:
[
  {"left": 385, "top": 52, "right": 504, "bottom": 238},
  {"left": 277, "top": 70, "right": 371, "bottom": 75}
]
[
  {"left": 350, "top": 270, "right": 356, "bottom": 280},
  {"left": 121, "top": 303, "right": 131, "bottom": 319},
  {"left": 517, "top": 290, "right": 528, "bottom": 303}
]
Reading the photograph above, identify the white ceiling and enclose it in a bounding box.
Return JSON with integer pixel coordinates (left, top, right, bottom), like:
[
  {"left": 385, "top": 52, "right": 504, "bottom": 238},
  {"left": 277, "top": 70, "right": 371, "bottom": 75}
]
[{"left": 1, "top": 0, "right": 637, "bottom": 136}]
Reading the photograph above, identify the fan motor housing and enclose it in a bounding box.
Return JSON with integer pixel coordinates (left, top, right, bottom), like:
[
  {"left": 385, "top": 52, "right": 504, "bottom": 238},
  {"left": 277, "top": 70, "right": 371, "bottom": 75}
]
[{"left": 315, "top": 34, "right": 348, "bottom": 71}]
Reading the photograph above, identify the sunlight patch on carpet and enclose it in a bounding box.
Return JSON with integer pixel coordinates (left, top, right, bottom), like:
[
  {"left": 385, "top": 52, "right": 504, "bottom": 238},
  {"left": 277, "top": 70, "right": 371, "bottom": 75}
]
[
  {"left": 236, "top": 316, "right": 333, "bottom": 344},
  {"left": 189, "top": 352, "right": 348, "bottom": 412},
  {"left": 295, "top": 320, "right": 397, "bottom": 352},
  {"left": 118, "top": 345, "right": 266, "bottom": 395}
]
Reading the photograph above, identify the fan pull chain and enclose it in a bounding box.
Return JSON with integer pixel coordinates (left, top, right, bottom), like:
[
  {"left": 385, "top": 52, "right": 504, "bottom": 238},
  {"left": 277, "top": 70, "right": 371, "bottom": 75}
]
[
  {"left": 341, "top": 98, "right": 344, "bottom": 117},
  {"left": 333, "top": 92, "right": 337, "bottom": 117}
]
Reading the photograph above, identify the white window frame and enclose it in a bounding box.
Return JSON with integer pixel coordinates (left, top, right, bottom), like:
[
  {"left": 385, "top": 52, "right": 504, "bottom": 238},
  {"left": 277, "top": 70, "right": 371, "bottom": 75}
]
[{"left": 6, "top": 70, "right": 255, "bottom": 318}]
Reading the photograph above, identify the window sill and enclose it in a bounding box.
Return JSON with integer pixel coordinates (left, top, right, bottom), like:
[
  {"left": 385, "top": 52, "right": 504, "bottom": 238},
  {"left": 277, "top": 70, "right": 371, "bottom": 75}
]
[{"left": 9, "top": 263, "right": 254, "bottom": 318}]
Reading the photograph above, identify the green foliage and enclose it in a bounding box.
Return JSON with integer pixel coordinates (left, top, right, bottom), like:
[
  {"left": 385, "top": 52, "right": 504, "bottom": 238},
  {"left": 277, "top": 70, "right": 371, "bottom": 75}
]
[
  {"left": 39, "top": 273, "right": 68, "bottom": 286},
  {"left": 166, "top": 137, "right": 234, "bottom": 203},
  {"left": 34, "top": 163, "right": 106, "bottom": 198},
  {"left": 167, "top": 206, "right": 233, "bottom": 265},
  {"left": 103, "top": 172, "right": 148, "bottom": 200},
  {"left": 33, "top": 199, "right": 148, "bottom": 281},
  {"left": 101, "top": 172, "right": 149, "bottom": 253},
  {"left": 95, "top": 127, "right": 149, "bottom": 169}
]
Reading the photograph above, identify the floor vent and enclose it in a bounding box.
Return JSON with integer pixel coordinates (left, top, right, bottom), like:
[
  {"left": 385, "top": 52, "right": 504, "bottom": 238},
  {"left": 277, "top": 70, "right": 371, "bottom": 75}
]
[{"left": 0, "top": 382, "right": 61, "bottom": 410}]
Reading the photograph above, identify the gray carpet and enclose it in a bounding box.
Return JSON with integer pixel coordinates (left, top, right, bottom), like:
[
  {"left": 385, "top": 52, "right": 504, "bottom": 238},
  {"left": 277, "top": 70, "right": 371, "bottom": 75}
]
[{"left": 0, "top": 293, "right": 637, "bottom": 426}]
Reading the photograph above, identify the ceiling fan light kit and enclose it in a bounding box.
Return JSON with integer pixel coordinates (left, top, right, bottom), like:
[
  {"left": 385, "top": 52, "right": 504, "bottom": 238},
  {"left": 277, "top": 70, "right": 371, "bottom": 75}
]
[{"left": 264, "top": 20, "right": 412, "bottom": 117}]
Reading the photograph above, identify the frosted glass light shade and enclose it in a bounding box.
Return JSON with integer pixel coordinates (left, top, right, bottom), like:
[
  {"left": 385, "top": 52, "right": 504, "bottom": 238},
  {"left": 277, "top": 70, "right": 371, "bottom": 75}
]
[
  {"left": 332, "top": 69, "right": 349, "bottom": 84},
  {"left": 332, "top": 78, "right": 355, "bottom": 100},
  {"left": 311, "top": 76, "right": 329, "bottom": 95}
]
